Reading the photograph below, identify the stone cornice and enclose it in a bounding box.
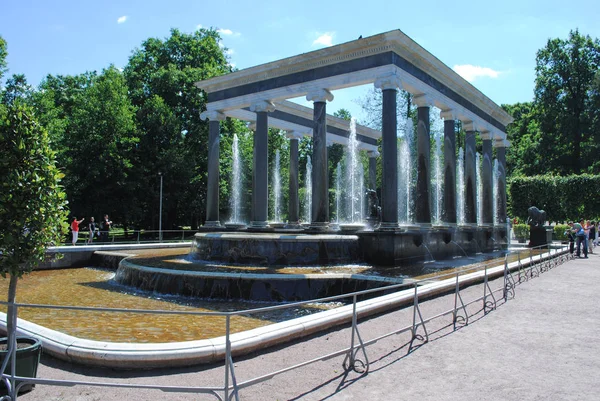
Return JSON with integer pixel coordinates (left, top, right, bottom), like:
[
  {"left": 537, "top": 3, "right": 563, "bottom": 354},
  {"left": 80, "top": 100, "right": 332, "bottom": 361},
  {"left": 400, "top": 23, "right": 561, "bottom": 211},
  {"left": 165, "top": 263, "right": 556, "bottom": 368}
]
[
  {"left": 374, "top": 73, "right": 402, "bottom": 90},
  {"left": 440, "top": 109, "right": 459, "bottom": 121},
  {"left": 480, "top": 131, "right": 492, "bottom": 140},
  {"left": 413, "top": 94, "right": 434, "bottom": 108},
  {"left": 286, "top": 131, "right": 304, "bottom": 140},
  {"left": 249, "top": 100, "right": 276, "bottom": 113},
  {"left": 195, "top": 29, "right": 513, "bottom": 128},
  {"left": 306, "top": 88, "right": 334, "bottom": 103},
  {"left": 199, "top": 110, "right": 226, "bottom": 121}
]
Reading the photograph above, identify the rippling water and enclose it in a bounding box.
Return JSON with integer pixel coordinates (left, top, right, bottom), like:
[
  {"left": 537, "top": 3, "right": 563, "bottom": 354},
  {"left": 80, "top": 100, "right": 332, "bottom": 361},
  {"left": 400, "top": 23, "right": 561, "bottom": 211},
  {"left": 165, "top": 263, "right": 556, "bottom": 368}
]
[
  {"left": 0, "top": 248, "right": 525, "bottom": 344},
  {"left": 0, "top": 268, "right": 335, "bottom": 343}
]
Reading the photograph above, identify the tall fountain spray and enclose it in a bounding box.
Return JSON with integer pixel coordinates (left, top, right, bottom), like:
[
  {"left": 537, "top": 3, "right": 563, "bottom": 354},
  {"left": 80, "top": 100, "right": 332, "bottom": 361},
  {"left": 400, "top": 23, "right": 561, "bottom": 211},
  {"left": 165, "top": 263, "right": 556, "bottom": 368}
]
[
  {"left": 433, "top": 133, "right": 443, "bottom": 223},
  {"left": 304, "top": 156, "right": 312, "bottom": 223},
  {"left": 398, "top": 117, "right": 414, "bottom": 224},
  {"left": 272, "top": 149, "right": 281, "bottom": 222},
  {"left": 346, "top": 118, "right": 363, "bottom": 223},
  {"left": 476, "top": 152, "right": 482, "bottom": 226},
  {"left": 335, "top": 163, "right": 342, "bottom": 224},
  {"left": 493, "top": 158, "right": 499, "bottom": 226},
  {"left": 457, "top": 147, "right": 465, "bottom": 225},
  {"left": 229, "top": 134, "right": 243, "bottom": 224}
]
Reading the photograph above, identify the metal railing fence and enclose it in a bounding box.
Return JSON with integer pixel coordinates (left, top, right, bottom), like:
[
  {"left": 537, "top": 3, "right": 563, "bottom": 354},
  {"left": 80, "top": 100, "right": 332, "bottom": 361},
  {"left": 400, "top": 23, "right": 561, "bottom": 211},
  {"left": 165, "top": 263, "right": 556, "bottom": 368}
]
[
  {"left": 64, "top": 229, "right": 197, "bottom": 245},
  {"left": 0, "top": 244, "right": 572, "bottom": 400}
]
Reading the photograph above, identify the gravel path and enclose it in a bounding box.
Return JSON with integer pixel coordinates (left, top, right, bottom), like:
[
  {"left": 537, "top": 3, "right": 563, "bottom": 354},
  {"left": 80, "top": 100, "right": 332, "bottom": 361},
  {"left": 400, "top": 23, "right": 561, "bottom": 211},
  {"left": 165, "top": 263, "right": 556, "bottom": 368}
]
[{"left": 16, "top": 252, "right": 600, "bottom": 400}]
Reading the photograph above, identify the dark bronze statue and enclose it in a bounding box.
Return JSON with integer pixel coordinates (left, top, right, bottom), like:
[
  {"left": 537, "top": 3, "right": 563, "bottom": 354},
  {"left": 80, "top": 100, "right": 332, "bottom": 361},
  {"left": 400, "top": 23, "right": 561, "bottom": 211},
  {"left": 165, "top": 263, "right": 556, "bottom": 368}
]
[
  {"left": 527, "top": 206, "right": 547, "bottom": 227},
  {"left": 366, "top": 189, "right": 381, "bottom": 228}
]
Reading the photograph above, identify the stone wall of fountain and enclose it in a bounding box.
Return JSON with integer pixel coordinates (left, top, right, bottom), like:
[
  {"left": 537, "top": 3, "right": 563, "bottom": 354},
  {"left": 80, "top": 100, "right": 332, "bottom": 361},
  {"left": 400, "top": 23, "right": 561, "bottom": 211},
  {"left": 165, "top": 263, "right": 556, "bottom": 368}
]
[
  {"left": 115, "top": 259, "right": 394, "bottom": 302},
  {"left": 192, "top": 232, "right": 360, "bottom": 265}
]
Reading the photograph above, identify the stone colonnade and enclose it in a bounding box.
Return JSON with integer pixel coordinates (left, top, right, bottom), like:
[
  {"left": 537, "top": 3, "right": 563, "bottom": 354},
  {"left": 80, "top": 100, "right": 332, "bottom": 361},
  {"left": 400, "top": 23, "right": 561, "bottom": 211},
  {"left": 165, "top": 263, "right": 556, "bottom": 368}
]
[{"left": 201, "top": 86, "right": 508, "bottom": 231}]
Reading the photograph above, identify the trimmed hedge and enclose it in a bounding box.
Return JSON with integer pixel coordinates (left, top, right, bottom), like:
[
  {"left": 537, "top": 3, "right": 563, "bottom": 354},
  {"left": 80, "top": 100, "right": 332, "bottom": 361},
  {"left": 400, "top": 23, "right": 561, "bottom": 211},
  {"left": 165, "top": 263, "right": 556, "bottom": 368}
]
[
  {"left": 553, "top": 224, "right": 570, "bottom": 242},
  {"left": 513, "top": 224, "right": 530, "bottom": 240},
  {"left": 508, "top": 174, "right": 600, "bottom": 222}
]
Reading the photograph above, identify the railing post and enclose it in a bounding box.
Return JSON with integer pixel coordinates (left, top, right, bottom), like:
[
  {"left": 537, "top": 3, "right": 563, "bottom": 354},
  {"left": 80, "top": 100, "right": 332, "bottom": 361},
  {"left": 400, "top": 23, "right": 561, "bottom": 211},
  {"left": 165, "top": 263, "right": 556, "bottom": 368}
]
[
  {"left": 137, "top": 231, "right": 140, "bottom": 244},
  {"left": 483, "top": 265, "right": 496, "bottom": 313},
  {"left": 410, "top": 283, "right": 428, "bottom": 349},
  {"left": 343, "top": 294, "right": 369, "bottom": 373},
  {"left": 224, "top": 314, "right": 239, "bottom": 401},
  {"left": 224, "top": 315, "right": 230, "bottom": 401}
]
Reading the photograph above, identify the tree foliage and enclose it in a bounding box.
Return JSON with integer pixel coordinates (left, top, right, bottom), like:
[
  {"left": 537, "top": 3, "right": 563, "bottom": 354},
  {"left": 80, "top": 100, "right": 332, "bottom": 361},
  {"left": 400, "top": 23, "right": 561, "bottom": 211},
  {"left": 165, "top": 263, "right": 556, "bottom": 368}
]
[
  {"left": 532, "top": 29, "right": 600, "bottom": 174},
  {"left": 508, "top": 174, "right": 600, "bottom": 222},
  {"left": 0, "top": 35, "right": 7, "bottom": 83},
  {"left": 124, "top": 28, "right": 233, "bottom": 228},
  {"left": 0, "top": 102, "right": 69, "bottom": 276}
]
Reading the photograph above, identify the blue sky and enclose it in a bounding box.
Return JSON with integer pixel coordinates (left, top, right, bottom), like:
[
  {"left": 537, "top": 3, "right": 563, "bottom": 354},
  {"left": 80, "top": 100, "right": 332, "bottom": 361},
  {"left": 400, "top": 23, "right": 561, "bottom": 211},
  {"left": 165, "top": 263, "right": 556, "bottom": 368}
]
[{"left": 2, "top": 0, "right": 599, "bottom": 121}]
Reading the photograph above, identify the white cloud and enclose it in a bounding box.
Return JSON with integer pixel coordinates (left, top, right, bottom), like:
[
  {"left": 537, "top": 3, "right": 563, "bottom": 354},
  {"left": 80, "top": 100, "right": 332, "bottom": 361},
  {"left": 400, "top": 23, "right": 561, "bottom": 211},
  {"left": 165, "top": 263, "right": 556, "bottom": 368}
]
[
  {"left": 224, "top": 49, "right": 234, "bottom": 56},
  {"left": 312, "top": 32, "right": 334, "bottom": 47},
  {"left": 452, "top": 64, "right": 501, "bottom": 82},
  {"left": 217, "top": 28, "right": 241, "bottom": 37},
  {"left": 117, "top": 16, "right": 128, "bottom": 24},
  {"left": 196, "top": 24, "right": 203, "bottom": 29}
]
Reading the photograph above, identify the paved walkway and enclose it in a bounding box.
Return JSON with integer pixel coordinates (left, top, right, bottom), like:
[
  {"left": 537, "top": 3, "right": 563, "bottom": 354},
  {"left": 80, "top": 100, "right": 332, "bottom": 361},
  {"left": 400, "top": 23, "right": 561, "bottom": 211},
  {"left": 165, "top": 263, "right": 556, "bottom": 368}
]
[{"left": 18, "top": 252, "right": 600, "bottom": 400}]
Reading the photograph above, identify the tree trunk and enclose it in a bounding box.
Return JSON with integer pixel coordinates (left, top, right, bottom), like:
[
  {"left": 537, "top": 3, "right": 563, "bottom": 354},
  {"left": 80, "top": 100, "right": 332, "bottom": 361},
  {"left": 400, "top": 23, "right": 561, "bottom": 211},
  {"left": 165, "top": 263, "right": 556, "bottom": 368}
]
[
  {"left": 5, "top": 274, "right": 19, "bottom": 397},
  {"left": 6, "top": 275, "right": 18, "bottom": 347}
]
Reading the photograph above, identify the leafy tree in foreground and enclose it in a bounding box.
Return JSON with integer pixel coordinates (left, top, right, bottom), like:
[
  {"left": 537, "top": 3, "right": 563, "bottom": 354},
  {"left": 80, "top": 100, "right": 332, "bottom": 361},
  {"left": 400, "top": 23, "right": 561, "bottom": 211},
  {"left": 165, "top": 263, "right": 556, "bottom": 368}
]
[{"left": 0, "top": 102, "right": 69, "bottom": 360}]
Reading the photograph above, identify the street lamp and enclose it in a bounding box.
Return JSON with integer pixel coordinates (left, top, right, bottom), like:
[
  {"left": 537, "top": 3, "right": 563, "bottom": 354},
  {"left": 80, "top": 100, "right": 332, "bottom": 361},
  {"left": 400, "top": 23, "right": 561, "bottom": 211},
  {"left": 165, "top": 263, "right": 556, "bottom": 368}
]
[{"left": 158, "top": 172, "right": 163, "bottom": 242}]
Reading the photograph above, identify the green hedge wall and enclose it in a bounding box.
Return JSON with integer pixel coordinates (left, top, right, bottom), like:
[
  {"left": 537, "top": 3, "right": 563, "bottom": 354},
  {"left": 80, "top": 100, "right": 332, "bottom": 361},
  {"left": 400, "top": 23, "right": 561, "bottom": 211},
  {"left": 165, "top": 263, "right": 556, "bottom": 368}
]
[{"left": 508, "top": 174, "right": 600, "bottom": 222}]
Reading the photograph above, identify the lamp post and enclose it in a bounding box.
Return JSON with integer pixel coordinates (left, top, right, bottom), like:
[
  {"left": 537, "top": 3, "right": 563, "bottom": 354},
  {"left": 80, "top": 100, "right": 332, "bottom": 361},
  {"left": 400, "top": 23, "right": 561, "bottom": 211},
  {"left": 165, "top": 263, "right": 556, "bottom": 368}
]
[{"left": 158, "top": 172, "right": 163, "bottom": 242}]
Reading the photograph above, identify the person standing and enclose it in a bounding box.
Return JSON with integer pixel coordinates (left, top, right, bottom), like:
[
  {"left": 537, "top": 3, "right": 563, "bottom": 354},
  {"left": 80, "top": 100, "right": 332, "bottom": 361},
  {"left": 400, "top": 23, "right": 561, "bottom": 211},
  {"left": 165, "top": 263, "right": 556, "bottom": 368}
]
[
  {"left": 587, "top": 220, "right": 595, "bottom": 254},
  {"left": 100, "top": 214, "right": 112, "bottom": 242},
  {"left": 564, "top": 221, "right": 575, "bottom": 255},
  {"left": 88, "top": 217, "right": 96, "bottom": 244},
  {"left": 71, "top": 216, "right": 85, "bottom": 245},
  {"left": 573, "top": 219, "right": 587, "bottom": 258}
]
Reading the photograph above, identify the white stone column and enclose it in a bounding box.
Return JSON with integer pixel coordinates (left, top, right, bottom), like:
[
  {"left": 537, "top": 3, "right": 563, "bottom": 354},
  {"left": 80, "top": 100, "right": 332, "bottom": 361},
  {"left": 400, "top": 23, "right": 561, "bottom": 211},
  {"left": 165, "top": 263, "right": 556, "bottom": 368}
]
[
  {"left": 374, "top": 74, "right": 402, "bottom": 230},
  {"left": 249, "top": 100, "right": 275, "bottom": 228},
  {"left": 200, "top": 110, "right": 226, "bottom": 227},
  {"left": 306, "top": 89, "right": 333, "bottom": 230}
]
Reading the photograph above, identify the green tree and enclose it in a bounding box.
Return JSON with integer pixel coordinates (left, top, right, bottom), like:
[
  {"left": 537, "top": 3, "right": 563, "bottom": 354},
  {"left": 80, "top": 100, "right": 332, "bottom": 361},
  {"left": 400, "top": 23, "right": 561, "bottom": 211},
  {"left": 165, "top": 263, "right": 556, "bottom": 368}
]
[
  {"left": 1, "top": 74, "right": 33, "bottom": 106},
  {"left": 0, "top": 102, "right": 69, "bottom": 370},
  {"left": 65, "top": 66, "right": 138, "bottom": 228},
  {"left": 125, "top": 28, "right": 232, "bottom": 228},
  {"left": 501, "top": 102, "right": 543, "bottom": 177},
  {"left": 534, "top": 29, "right": 600, "bottom": 174},
  {"left": 0, "top": 35, "right": 7, "bottom": 83}
]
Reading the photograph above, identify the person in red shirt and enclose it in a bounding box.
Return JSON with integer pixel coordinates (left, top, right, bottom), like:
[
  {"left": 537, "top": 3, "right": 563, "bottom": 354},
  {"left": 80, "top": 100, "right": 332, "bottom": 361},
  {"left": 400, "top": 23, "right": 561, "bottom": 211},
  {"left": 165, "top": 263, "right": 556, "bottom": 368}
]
[{"left": 71, "top": 216, "right": 85, "bottom": 245}]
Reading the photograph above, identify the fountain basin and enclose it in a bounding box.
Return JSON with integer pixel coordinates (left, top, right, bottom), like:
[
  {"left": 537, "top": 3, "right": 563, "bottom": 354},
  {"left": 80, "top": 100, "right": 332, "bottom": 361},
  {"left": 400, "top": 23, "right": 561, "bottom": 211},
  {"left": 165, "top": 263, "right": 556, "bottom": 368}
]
[
  {"left": 115, "top": 259, "right": 399, "bottom": 302},
  {"left": 192, "top": 232, "right": 360, "bottom": 265}
]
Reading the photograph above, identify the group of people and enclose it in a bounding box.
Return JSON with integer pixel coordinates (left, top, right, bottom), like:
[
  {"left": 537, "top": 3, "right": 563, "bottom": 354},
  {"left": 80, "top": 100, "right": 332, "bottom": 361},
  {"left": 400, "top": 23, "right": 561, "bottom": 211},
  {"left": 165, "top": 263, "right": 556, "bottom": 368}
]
[
  {"left": 70, "top": 215, "right": 112, "bottom": 245},
  {"left": 565, "top": 220, "right": 596, "bottom": 258}
]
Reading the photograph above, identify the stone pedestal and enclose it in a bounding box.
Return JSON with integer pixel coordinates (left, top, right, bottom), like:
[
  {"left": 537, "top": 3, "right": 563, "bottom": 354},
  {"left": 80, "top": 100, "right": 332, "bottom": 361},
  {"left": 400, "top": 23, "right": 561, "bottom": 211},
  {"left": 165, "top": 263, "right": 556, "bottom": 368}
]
[{"left": 529, "top": 225, "right": 551, "bottom": 247}]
